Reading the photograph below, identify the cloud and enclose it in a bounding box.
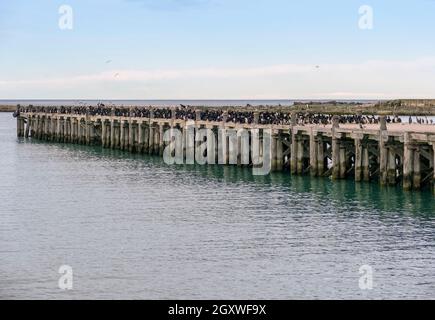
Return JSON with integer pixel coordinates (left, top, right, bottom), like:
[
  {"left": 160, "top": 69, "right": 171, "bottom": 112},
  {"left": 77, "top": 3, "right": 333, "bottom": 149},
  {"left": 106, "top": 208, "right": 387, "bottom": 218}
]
[
  {"left": 2, "top": 57, "right": 435, "bottom": 85},
  {"left": 1, "top": 57, "right": 435, "bottom": 99}
]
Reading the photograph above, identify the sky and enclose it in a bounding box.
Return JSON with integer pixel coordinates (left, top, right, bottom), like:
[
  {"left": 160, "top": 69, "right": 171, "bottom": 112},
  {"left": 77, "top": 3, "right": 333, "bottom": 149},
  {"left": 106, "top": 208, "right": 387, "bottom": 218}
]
[{"left": 0, "top": 0, "right": 434, "bottom": 100}]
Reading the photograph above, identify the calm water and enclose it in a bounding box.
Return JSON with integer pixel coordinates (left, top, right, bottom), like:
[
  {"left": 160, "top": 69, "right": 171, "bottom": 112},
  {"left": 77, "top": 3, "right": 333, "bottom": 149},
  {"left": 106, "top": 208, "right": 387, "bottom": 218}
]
[{"left": 0, "top": 112, "right": 434, "bottom": 300}]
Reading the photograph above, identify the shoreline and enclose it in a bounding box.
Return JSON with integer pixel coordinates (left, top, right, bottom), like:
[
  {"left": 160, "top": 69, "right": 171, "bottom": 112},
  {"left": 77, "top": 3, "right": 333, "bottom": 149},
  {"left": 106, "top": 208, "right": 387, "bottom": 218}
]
[
  {"left": 2, "top": 101, "right": 435, "bottom": 116},
  {"left": 0, "top": 105, "right": 16, "bottom": 112}
]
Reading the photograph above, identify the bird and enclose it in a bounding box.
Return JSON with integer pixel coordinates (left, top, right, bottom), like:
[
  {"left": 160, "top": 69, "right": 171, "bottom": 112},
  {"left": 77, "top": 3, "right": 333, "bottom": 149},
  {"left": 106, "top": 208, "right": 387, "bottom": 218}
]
[
  {"left": 114, "top": 73, "right": 120, "bottom": 78},
  {"left": 105, "top": 60, "right": 112, "bottom": 64}
]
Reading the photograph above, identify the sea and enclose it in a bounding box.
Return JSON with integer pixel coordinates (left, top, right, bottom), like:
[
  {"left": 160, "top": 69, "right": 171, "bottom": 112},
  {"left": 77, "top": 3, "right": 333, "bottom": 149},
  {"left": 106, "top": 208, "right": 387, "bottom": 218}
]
[{"left": 0, "top": 104, "right": 434, "bottom": 299}]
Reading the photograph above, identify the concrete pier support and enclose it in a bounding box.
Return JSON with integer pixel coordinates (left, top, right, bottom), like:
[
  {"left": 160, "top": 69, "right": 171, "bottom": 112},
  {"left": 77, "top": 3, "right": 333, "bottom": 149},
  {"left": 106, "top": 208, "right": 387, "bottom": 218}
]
[
  {"left": 290, "top": 130, "right": 297, "bottom": 174},
  {"left": 317, "top": 138, "right": 325, "bottom": 176},
  {"left": 129, "top": 121, "right": 135, "bottom": 153},
  {"left": 59, "top": 118, "right": 65, "bottom": 143},
  {"left": 309, "top": 131, "right": 318, "bottom": 177},
  {"left": 137, "top": 122, "right": 144, "bottom": 154},
  {"left": 101, "top": 120, "right": 107, "bottom": 148},
  {"left": 17, "top": 117, "right": 25, "bottom": 137},
  {"left": 143, "top": 123, "right": 149, "bottom": 154},
  {"left": 85, "top": 120, "right": 92, "bottom": 145},
  {"left": 34, "top": 116, "right": 40, "bottom": 139},
  {"left": 110, "top": 120, "right": 116, "bottom": 149},
  {"left": 433, "top": 144, "right": 435, "bottom": 194},
  {"left": 296, "top": 137, "right": 304, "bottom": 174},
  {"left": 332, "top": 137, "right": 340, "bottom": 180},
  {"left": 34, "top": 117, "right": 39, "bottom": 139},
  {"left": 354, "top": 139, "right": 363, "bottom": 182},
  {"left": 271, "top": 132, "right": 278, "bottom": 171},
  {"left": 148, "top": 124, "right": 155, "bottom": 155},
  {"left": 387, "top": 148, "right": 397, "bottom": 185},
  {"left": 72, "top": 118, "right": 78, "bottom": 144},
  {"left": 362, "top": 147, "right": 370, "bottom": 182},
  {"left": 403, "top": 133, "right": 414, "bottom": 191},
  {"left": 120, "top": 121, "right": 126, "bottom": 150},
  {"left": 276, "top": 131, "right": 284, "bottom": 171},
  {"left": 49, "top": 117, "right": 54, "bottom": 141},
  {"left": 55, "top": 118, "right": 61, "bottom": 142},
  {"left": 379, "top": 134, "right": 388, "bottom": 186},
  {"left": 159, "top": 124, "right": 164, "bottom": 156},
  {"left": 65, "top": 118, "right": 71, "bottom": 143},
  {"left": 339, "top": 145, "right": 347, "bottom": 179},
  {"left": 44, "top": 116, "right": 50, "bottom": 140},
  {"left": 207, "top": 126, "right": 216, "bottom": 164},
  {"left": 185, "top": 124, "right": 195, "bottom": 164},
  {"left": 228, "top": 129, "right": 238, "bottom": 165},
  {"left": 25, "top": 118, "right": 30, "bottom": 138},
  {"left": 413, "top": 149, "right": 421, "bottom": 190},
  {"left": 153, "top": 124, "right": 160, "bottom": 155}
]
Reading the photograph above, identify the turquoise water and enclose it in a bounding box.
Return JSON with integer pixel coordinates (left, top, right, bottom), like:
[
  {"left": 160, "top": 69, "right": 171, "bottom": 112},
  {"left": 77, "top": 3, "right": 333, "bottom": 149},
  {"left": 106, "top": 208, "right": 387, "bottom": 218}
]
[{"left": 0, "top": 113, "right": 434, "bottom": 299}]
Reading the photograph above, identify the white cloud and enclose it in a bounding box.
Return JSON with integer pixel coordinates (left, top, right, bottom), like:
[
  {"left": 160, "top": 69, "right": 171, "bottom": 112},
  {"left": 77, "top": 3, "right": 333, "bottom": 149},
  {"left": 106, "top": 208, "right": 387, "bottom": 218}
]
[{"left": 1, "top": 57, "right": 435, "bottom": 99}]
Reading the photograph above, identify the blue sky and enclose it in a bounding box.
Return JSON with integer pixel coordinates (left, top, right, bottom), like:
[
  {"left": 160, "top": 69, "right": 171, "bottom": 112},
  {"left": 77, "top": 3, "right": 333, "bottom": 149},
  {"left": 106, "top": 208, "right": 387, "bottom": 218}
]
[{"left": 1, "top": 0, "right": 434, "bottom": 99}]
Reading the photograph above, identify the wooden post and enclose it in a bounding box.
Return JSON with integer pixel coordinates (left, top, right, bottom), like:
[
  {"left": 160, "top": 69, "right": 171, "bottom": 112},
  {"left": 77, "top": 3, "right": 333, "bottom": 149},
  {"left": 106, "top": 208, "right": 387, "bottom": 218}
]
[
  {"left": 110, "top": 120, "right": 116, "bottom": 149},
  {"left": 101, "top": 120, "right": 106, "bottom": 147},
  {"left": 148, "top": 123, "right": 154, "bottom": 155},
  {"left": 137, "top": 122, "right": 144, "bottom": 154},
  {"left": 120, "top": 120, "right": 125, "bottom": 150},
  {"left": 332, "top": 137, "right": 340, "bottom": 180},
  {"left": 379, "top": 135, "right": 388, "bottom": 186},
  {"left": 25, "top": 117, "right": 30, "bottom": 138},
  {"left": 271, "top": 131, "right": 278, "bottom": 171},
  {"left": 339, "top": 145, "right": 347, "bottom": 179},
  {"left": 317, "top": 138, "right": 325, "bottom": 176},
  {"left": 403, "top": 133, "right": 413, "bottom": 191},
  {"left": 276, "top": 131, "right": 283, "bottom": 171},
  {"left": 433, "top": 144, "right": 435, "bottom": 195},
  {"left": 355, "top": 139, "right": 363, "bottom": 182},
  {"left": 413, "top": 148, "right": 421, "bottom": 189},
  {"left": 129, "top": 121, "right": 135, "bottom": 153},
  {"left": 143, "top": 123, "right": 149, "bottom": 154},
  {"left": 290, "top": 130, "right": 297, "bottom": 174},
  {"left": 310, "top": 131, "right": 318, "bottom": 177},
  {"left": 387, "top": 147, "right": 397, "bottom": 185},
  {"left": 296, "top": 138, "right": 304, "bottom": 174},
  {"left": 159, "top": 124, "right": 164, "bottom": 156}
]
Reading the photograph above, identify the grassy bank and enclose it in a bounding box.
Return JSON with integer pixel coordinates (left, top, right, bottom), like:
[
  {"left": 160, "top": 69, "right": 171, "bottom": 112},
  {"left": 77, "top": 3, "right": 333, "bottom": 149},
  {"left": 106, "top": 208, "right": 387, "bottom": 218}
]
[
  {"left": 289, "top": 103, "right": 435, "bottom": 116},
  {"left": 0, "top": 105, "right": 16, "bottom": 112}
]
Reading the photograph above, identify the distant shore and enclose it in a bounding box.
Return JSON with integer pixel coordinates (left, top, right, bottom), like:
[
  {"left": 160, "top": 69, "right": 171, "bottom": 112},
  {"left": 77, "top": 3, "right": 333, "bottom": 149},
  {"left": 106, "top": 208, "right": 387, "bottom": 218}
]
[
  {"left": 2, "top": 99, "right": 434, "bottom": 115},
  {"left": 0, "top": 105, "right": 16, "bottom": 112}
]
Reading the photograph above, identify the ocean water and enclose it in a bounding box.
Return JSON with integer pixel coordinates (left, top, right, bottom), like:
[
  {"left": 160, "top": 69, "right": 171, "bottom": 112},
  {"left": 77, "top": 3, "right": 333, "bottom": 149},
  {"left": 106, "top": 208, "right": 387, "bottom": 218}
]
[{"left": 0, "top": 112, "right": 434, "bottom": 300}]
